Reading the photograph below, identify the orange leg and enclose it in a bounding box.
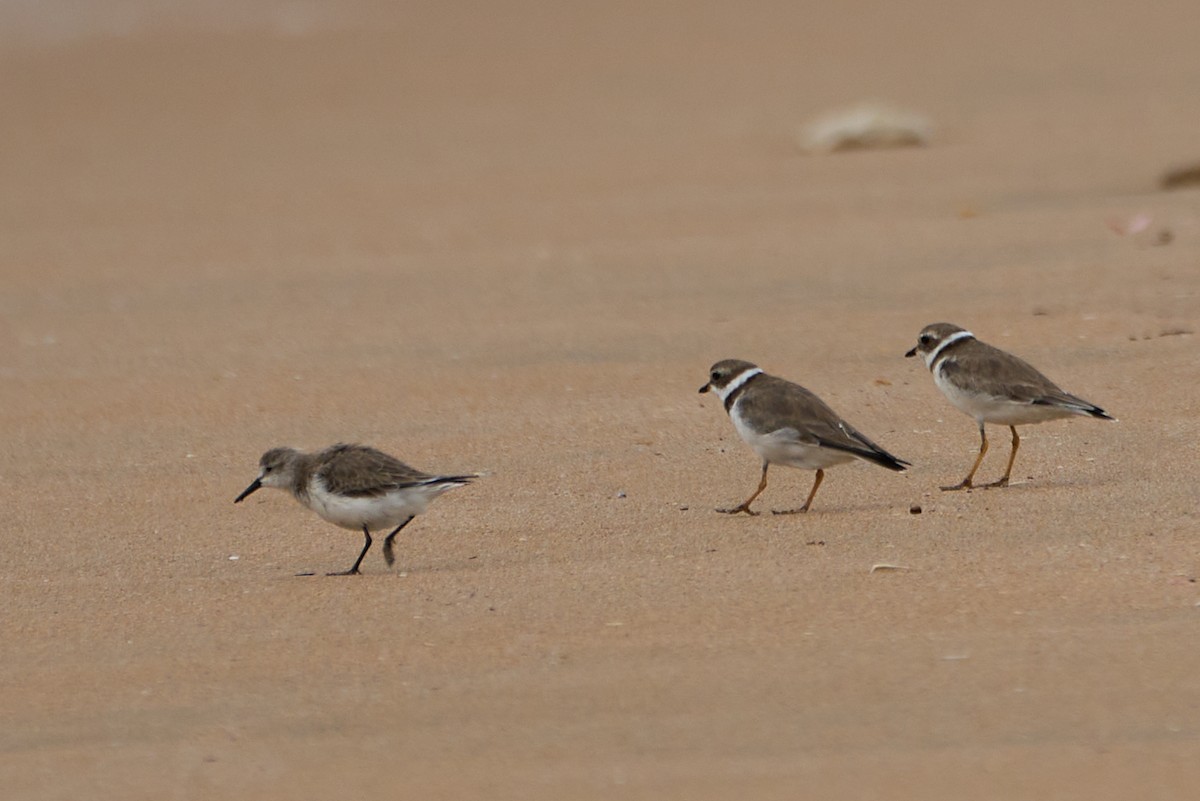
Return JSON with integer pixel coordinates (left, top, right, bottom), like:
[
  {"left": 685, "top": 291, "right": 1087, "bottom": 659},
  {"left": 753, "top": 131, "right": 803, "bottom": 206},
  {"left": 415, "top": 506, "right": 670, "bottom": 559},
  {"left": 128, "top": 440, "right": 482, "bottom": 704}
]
[
  {"left": 718, "top": 461, "right": 769, "bottom": 516},
  {"left": 982, "top": 426, "right": 1020, "bottom": 488},
  {"left": 773, "top": 469, "right": 825, "bottom": 515},
  {"left": 942, "top": 424, "right": 988, "bottom": 492}
]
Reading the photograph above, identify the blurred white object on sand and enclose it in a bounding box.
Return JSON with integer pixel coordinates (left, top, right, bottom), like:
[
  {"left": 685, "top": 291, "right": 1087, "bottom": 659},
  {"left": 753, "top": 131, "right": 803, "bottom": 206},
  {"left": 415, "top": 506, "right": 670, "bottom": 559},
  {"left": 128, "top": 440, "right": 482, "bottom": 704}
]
[{"left": 799, "top": 103, "right": 934, "bottom": 154}]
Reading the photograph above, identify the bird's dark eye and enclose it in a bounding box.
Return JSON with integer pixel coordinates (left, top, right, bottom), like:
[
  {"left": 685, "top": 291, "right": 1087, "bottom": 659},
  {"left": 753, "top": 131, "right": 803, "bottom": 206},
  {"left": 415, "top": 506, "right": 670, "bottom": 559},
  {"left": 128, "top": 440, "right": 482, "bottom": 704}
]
[
  {"left": 710, "top": 371, "right": 720, "bottom": 381},
  {"left": 919, "top": 334, "right": 934, "bottom": 346}
]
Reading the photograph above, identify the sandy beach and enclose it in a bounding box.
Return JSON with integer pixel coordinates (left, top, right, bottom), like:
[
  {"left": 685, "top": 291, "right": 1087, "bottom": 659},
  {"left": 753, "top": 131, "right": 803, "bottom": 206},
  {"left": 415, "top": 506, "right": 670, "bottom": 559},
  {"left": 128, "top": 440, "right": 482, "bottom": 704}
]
[{"left": 2, "top": 2, "right": 1199, "bottom": 798}]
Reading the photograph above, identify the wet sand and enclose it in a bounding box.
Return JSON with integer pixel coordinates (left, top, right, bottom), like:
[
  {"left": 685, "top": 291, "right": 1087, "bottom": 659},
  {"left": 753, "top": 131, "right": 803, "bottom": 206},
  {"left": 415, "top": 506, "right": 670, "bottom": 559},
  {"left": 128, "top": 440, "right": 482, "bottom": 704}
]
[{"left": 2, "top": 2, "right": 1199, "bottom": 798}]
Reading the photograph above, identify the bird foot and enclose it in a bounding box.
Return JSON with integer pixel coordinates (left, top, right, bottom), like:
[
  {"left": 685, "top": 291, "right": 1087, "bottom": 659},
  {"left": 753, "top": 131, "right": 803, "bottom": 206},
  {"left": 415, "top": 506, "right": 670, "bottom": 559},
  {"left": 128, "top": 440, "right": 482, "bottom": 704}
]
[
  {"left": 939, "top": 481, "right": 974, "bottom": 492},
  {"left": 325, "top": 568, "right": 362, "bottom": 577},
  {"left": 980, "top": 477, "right": 1011, "bottom": 489},
  {"left": 716, "top": 505, "right": 759, "bottom": 516},
  {"left": 771, "top": 506, "right": 811, "bottom": 515}
]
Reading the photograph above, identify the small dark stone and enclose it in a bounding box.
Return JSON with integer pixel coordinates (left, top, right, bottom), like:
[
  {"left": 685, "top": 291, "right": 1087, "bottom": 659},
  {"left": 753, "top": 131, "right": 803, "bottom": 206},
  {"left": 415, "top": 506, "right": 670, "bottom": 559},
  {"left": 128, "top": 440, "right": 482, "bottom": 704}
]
[
  {"left": 1161, "top": 164, "right": 1200, "bottom": 190},
  {"left": 909, "top": 504, "right": 923, "bottom": 514}
]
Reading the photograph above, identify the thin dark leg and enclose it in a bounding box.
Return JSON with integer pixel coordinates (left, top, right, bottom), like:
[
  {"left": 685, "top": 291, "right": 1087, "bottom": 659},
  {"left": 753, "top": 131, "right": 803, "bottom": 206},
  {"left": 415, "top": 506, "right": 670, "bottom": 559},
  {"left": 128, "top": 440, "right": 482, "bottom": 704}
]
[
  {"left": 773, "top": 469, "right": 825, "bottom": 515},
  {"left": 718, "top": 461, "right": 769, "bottom": 516},
  {"left": 382, "top": 516, "right": 415, "bottom": 568},
  {"left": 942, "top": 423, "right": 988, "bottom": 492},
  {"left": 982, "top": 426, "right": 1020, "bottom": 488},
  {"left": 328, "top": 525, "right": 372, "bottom": 576}
]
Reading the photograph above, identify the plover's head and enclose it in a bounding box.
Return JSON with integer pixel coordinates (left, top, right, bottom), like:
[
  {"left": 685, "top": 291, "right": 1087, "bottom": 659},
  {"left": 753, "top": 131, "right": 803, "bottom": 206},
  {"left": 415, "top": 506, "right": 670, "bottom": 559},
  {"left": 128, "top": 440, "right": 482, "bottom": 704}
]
[
  {"left": 234, "top": 447, "right": 302, "bottom": 503},
  {"left": 905, "top": 323, "right": 973, "bottom": 368},
  {"left": 699, "top": 359, "right": 762, "bottom": 403}
]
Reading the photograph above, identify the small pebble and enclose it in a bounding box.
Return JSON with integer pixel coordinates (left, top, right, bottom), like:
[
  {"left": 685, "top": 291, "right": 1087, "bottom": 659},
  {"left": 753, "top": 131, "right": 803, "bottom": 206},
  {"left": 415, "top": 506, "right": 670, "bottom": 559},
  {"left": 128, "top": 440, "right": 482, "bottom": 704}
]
[
  {"left": 909, "top": 504, "right": 923, "bottom": 514},
  {"left": 1161, "top": 163, "right": 1200, "bottom": 190}
]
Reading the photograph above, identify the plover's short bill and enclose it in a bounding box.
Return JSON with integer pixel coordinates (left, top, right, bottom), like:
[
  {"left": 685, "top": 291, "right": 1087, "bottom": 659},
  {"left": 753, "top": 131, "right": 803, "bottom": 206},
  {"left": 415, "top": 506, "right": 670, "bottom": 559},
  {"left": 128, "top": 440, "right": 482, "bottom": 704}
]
[
  {"left": 905, "top": 323, "right": 1115, "bottom": 490},
  {"left": 699, "top": 359, "right": 910, "bottom": 515},
  {"left": 234, "top": 443, "right": 475, "bottom": 575}
]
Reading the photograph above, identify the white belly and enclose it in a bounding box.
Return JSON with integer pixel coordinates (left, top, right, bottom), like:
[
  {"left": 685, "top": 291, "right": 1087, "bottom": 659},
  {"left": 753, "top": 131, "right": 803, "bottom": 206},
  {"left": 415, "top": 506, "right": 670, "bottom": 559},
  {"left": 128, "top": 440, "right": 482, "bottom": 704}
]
[
  {"left": 934, "top": 367, "right": 1074, "bottom": 426},
  {"left": 302, "top": 479, "right": 445, "bottom": 532},
  {"left": 730, "top": 405, "right": 856, "bottom": 470}
]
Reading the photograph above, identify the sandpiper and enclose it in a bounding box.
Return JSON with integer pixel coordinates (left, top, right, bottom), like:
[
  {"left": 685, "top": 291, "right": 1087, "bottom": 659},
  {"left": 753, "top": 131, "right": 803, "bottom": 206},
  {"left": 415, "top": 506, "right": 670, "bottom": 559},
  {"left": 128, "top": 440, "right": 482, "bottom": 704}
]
[
  {"left": 234, "top": 443, "right": 475, "bottom": 575},
  {"left": 905, "top": 323, "right": 1115, "bottom": 490},
  {"left": 700, "top": 359, "right": 909, "bottom": 515}
]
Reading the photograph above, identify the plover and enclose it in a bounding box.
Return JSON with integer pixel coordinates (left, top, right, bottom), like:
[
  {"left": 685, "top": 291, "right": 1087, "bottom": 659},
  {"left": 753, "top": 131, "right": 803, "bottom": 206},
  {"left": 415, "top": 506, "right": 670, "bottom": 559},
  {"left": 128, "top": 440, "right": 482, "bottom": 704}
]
[
  {"left": 699, "top": 359, "right": 910, "bottom": 515},
  {"left": 234, "top": 443, "right": 475, "bottom": 575},
  {"left": 905, "top": 323, "right": 1115, "bottom": 490}
]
